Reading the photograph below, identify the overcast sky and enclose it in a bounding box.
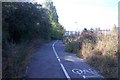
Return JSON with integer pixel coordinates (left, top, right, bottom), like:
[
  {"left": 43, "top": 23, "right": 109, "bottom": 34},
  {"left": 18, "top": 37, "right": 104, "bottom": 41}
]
[{"left": 36, "top": 0, "right": 119, "bottom": 31}]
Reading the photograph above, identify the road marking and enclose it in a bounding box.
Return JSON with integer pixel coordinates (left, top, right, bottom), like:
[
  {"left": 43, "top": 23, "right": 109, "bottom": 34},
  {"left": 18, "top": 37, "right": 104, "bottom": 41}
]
[
  {"left": 52, "top": 40, "right": 71, "bottom": 80},
  {"left": 72, "top": 68, "right": 83, "bottom": 75},
  {"left": 83, "top": 75, "right": 86, "bottom": 79},
  {"left": 72, "top": 68, "right": 104, "bottom": 78},
  {"left": 72, "top": 68, "right": 97, "bottom": 75},
  {"left": 72, "top": 68, "right": 86, "bottom": 78}
]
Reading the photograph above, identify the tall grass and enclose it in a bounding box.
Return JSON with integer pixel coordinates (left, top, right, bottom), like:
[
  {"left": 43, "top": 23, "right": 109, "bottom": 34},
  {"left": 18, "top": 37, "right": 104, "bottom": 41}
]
[
  {"left": 64, "top": 30, "right": 119, "bottom": 78},
  {"left": 82, "top": 32, "right": 118, "bottom": 78}
]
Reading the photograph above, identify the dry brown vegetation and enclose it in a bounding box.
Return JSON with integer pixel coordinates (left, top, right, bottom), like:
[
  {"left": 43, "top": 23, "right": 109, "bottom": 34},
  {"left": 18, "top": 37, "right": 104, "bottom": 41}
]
[
  {"left": 83, "top": 33, "right": 118, "bottom": 78},
  {"left": 2, "top": 38, "right": 46, "bottom": 78},
  {"left": 65, "top": 29, "right": 119, "bottom": 78}
]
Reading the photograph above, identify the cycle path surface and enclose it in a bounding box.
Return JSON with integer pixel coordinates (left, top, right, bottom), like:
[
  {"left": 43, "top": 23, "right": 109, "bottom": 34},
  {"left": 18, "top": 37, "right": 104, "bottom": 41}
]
[{"left": 26, "top": 40, "right": 104, "bottom": 79}]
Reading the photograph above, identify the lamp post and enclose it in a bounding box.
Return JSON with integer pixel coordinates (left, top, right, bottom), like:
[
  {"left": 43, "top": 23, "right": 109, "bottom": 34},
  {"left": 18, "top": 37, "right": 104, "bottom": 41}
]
[
  {"left": 75, "top": 22, "right": 79, "bottom": 35},
  {"left": 75, "top": 22, "right": 77, "bottom": 31}
]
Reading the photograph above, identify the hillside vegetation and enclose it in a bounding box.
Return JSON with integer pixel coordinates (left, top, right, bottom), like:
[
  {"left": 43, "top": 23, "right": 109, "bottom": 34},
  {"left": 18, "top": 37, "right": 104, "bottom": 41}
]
[
  {"left": 2, "top": 1, "right": 64, "bottom": 78},
  {"left": 64, "top": 26, "right": 119, "bottom": 78}
]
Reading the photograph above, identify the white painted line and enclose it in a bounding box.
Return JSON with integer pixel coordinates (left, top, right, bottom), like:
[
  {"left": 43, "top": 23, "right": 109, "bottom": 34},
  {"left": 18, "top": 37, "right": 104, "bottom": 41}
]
[
  {"left": 52, "top": 40, "right": 71, "bottom": 80},
  {"left": 83, "top": 75, "right": 86, "bottom": 79},
  {"left": 83, "top": 75, "right": 104, "bottom": 78},
  {"left": 58, "top": 58, "right": 61, "bottom": 62},
  {"left": 60, "top": 63, "right": 71, "bottom": 80}
]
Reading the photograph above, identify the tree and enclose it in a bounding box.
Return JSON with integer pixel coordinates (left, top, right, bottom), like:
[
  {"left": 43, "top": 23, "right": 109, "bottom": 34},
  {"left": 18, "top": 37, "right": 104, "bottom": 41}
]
[
  {"left": 44, "top": 0, "right": 64, "bottom": 39},
  {"left": 44, "top": 0, "right": 58, "bottom": 22},
  {"left": 112, "top": 24, "right": 117, "bottom": 33},
  {"left": 2, "top": 2, "right": 52, "bottom": 43}
]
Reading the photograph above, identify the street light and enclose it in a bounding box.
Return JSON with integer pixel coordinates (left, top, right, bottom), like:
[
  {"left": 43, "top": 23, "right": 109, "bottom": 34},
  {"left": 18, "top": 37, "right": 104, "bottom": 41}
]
[{"left": 75, "top": 22, "right": 77, "bottom": 31}]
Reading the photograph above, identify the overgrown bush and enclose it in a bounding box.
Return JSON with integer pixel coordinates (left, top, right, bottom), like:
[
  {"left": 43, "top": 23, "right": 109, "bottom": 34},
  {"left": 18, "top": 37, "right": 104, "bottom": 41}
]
[
  {"left": 65, "top": 41, "right": 79, "bottom": 54},
  {"left": 83, "top": 32, "right": 118, "bottom": 78},
  {"left": 87, "top": 55, "right": 118, "bottom": 78},
  {"left": 81, "top": 42, "right": 95, "bottom": 59},
  {"left": 64, "top": 28, "right": 118, "bottom": 78}
]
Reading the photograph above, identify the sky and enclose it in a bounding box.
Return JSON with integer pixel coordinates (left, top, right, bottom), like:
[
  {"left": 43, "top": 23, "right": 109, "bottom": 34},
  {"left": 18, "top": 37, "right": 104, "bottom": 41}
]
[{"left": 35, "top": 0, "right": 119, "bottom": 31}]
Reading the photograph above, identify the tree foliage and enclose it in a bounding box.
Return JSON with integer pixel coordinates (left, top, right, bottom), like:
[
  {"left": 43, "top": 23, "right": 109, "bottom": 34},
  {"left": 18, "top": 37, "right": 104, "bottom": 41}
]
[
  {"left": 44, "top": 0, "right": 65, "bottom": 39},
  {"left": 2, "top": 2, "right": 64, "bottom": 44},
  {"left": 2, "top": 2, "right": 65, "bottom": 78},
  {"left": 111, "top": 24, "right": 117, "bottom": 33}
]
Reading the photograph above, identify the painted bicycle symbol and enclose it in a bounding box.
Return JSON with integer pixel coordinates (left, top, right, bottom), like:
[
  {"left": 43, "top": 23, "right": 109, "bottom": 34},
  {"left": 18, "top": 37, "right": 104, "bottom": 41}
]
[{"left": 72, "top": 68, "right": 97, "bottom": 75}]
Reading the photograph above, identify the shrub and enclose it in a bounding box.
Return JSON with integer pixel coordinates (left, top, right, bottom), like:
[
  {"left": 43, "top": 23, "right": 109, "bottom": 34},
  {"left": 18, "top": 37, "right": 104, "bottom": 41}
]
[
  {"left": 87, "top": 55, "right": 118, "bottom": 78},
  {"left": 65, "top": 41, "right": 79, "bottom": 54},
  {"left": 64, "top": 29, "right": 118, "bottom": 78},
  {"left": 81, "top": 42, "right": 94, "bottom": 59},
  {"left": 83, "top": 32, "right": 118, "bottom": 78}
]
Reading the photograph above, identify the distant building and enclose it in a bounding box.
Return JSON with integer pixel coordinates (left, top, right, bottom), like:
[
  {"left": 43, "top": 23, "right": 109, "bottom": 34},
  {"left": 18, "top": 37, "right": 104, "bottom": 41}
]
[
  {"left": 102, "top": 29, "right": 111, "bottom": 35},
  {"left": 63, "top": 31, "right": 81, "bottom": 37},
  {"left": 95, "top": 28, "right": 111, "bottom": 35}
]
